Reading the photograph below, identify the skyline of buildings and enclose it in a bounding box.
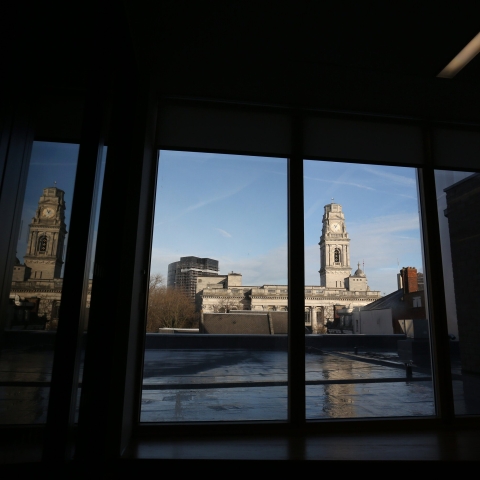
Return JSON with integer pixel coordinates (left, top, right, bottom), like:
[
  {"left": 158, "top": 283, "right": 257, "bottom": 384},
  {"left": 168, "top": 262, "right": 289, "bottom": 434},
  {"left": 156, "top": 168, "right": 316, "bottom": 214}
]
[{"left": 181, "top": 202, "right": 383, "bottom": 331}]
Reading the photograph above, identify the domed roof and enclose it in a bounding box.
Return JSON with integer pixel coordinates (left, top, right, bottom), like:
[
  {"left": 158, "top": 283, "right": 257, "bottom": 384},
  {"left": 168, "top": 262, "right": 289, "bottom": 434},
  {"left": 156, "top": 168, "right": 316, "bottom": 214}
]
[{"left": 353, "top": 262, "right": 366, "bottom": 277}]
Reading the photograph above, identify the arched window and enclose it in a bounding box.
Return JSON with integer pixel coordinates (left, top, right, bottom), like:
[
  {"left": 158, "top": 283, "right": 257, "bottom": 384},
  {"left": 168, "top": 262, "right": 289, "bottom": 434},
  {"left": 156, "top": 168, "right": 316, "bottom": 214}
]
[
  {"left": 38, "top": 235, "right": 48, "bottom": 253},
  {"left": 334, "top": 248, "right": 341, "bottom": 263}
]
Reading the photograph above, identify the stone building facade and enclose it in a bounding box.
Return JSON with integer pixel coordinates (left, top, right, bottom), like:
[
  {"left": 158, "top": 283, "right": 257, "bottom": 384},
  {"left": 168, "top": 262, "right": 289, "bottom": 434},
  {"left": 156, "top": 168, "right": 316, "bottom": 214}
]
[
  {"left": 8, "top": 186, "right": 91, "bottom": 329},
  {"left": 196, "top": 202, "right": 382, "bottom": 332}
]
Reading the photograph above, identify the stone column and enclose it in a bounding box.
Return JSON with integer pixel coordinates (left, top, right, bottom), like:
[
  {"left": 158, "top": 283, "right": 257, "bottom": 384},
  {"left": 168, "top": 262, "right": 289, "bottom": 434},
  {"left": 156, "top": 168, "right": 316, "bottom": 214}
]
[{"left": 311, "top": 307, "right": 317, "bottom": 334}]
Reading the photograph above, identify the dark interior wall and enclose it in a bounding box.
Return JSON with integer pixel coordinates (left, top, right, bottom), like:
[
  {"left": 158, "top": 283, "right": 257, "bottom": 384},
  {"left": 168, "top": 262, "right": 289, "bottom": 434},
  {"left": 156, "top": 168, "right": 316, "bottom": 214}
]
[
  {"left": 5, "top": 3, "right": 480, "bottom": 128},
  {"left": 153, "top": 62, "right": 480, "bottom": 125}
]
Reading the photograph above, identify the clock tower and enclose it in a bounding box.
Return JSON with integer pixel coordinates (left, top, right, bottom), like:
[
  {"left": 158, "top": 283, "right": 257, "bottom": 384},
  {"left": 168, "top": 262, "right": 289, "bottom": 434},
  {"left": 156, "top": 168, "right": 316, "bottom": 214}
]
[
  {"left": 319, "top": 202, "right": 351, "bottom": 288},
  {"left": 23, "top": 186, "right": 67, "bottom": 279}
]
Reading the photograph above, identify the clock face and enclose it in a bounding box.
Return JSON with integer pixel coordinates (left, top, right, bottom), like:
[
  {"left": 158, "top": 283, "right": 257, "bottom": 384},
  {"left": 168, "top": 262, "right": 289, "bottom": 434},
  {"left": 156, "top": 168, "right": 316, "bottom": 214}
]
[
  {"left": 42, "top": 207, "right": 55, "bottom": 218},
  {"left": 331, "top": 222, "right": 340, "bottom": 232}
]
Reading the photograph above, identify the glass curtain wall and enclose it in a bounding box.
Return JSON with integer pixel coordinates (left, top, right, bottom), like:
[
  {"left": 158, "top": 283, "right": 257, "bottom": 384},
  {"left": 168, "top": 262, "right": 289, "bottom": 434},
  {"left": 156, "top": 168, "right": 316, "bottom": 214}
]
[{"left": 140, "top": 150, "right": 289, "bottom": 422}]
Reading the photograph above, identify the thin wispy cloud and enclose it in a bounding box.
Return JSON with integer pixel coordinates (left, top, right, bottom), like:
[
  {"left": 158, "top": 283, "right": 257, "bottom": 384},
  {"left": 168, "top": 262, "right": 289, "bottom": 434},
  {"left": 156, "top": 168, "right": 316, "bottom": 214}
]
[
  {"left": 362, "top": 166, "right": 416, "bottom": 187},
  {"left": 304, "top": 175, "right": 376, "bottom": 191},
  {"left": 305, "top": 198, "right": 325, "bottom": 220},
  {"left": 155, "top": 179, "right": 255, "bottom": 226},
  {"left": 304, "top": 173, "right": 376, "bottom": 220},
  {"left": 215, "top": 228, "right": 232, "bottom": 238},
  {"left": 350, "top": 212, "right": 420, "bottom": 235},
  {"left": 184, "top": 180, "right": 253, "bottom": 213}
]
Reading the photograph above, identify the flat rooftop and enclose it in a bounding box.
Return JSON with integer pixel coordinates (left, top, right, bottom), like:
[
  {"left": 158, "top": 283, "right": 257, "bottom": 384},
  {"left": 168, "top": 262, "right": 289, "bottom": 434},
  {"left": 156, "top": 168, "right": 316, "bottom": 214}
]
[{"left": 1, "top": 341, "right": 477, "bottom": 425}]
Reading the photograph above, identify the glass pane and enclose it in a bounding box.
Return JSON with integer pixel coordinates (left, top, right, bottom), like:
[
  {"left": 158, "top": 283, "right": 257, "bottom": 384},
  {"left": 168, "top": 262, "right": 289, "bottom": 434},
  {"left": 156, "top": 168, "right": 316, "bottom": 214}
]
[
  {"left": 304, "top": 160, "right": 435, "bottom": 419},
  {"left": 435, "top": 170, "right": 480, "bottom": 416},
  {"left": 2, "top": 141, "right": 78, "bottom": 424},
  {"left": 1, "top": 140, "right": 106, "bottom": 425},
  {"left": 141, "top": 151, "right": 288, "bottom": 422}
]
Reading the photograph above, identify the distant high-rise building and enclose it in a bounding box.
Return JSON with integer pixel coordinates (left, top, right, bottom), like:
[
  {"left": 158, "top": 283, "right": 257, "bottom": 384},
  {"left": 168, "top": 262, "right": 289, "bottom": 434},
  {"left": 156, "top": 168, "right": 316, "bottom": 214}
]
[{"left": 167, "top": 256, "right": 219, "bottom": 299}]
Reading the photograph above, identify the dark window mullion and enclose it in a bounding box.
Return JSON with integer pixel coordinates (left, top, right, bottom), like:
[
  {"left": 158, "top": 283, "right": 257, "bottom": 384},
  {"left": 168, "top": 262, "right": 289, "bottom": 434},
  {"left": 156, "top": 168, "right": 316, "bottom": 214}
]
[
  {"left": 42, "top": 88, "right": 108, "bottom": 462},
  {"left": 288, "top": 113, "right": 306, "bottom": 426},
  {"left": 417, "top": 127, "right": 455, "bottom": 422}
]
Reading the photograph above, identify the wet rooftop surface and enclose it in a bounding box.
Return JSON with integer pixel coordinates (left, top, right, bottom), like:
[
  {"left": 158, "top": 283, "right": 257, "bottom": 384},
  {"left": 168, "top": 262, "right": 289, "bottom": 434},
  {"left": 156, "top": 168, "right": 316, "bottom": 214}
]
[
  {"left": 1, "top": 345, "right": 478, "bottom": 425},
  {"left": 141, "top": 348, "right": 436, "bottom": 422}
]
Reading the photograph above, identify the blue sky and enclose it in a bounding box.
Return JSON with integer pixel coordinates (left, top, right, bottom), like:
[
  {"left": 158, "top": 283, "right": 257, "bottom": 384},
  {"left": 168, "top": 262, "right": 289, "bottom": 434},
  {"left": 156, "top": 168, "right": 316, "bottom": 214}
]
[
  {"left": 152, "top": 151, "right": 424, "bottom": 295},
  {"left": 304, "top": 160, "right": 422, "bottom": 295},
  {"left": 18, "top": 144, "right": 424, "bottom": 296},
  {"left": 152, "top": 150, "right": 289, "bottom": 286}
]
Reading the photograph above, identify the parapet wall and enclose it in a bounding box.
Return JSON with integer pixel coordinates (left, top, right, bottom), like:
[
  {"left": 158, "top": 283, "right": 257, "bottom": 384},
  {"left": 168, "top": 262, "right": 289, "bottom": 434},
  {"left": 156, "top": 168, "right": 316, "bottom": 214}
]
[
  {"left": 200, "top": 312, "right": 288, "bottom": 334},
  {"left": 145, "top": 333, "right": 405, "bottom": 350}
]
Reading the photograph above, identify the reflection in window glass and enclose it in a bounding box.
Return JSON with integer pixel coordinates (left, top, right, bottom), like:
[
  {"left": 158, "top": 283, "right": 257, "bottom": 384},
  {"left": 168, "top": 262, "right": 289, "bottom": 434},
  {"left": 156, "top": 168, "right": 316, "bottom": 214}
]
[
  {"left": 304, "top": 160, "right": 435, "bottom": 419},
  {"left": 141, "top": 151, "right": 288, "bottom": 422},
  {"left": 435, "top": 170, "right": 480, "bottom": 416},
  {"left": 1, "top": 141, "right": 78, "bottom": 424},
  {"left": 0, "top": 141, "right": 106, "bottom": 425}
]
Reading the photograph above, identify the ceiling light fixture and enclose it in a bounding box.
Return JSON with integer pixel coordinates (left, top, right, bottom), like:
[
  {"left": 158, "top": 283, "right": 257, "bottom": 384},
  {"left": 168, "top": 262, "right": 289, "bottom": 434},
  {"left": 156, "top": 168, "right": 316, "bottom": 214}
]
[{"left": 437, "top": 32, "right": 480, "bottom": 78}]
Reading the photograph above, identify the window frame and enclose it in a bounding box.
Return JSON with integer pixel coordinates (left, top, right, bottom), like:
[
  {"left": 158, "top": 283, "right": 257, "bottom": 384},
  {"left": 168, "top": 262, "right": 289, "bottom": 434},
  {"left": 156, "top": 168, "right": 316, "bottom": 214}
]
[
  {"left": 79, "top": 98, "right": 480, "bottom": 441},
  {"left": 4, "top": 91, "right": 480, "bottom": 463},
  {"left": 144, "top": 99, "right": 463, "bottom": 430}
]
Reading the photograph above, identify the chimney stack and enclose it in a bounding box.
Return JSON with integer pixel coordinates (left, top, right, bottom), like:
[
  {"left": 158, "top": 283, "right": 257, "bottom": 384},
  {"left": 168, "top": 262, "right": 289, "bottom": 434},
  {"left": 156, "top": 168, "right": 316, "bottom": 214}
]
[{"left": 400, "top": 267, "right": 418, "bottom": 294}]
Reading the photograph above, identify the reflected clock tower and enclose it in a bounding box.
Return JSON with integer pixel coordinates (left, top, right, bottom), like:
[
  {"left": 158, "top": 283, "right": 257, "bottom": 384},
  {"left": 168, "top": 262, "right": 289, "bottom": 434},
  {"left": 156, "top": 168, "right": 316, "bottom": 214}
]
[
  {"left": 319, "top": 202, "right": 351, "bottom": 288},
  {"left": 23, "top": 186, "right": 67, "bottom": 279}
]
